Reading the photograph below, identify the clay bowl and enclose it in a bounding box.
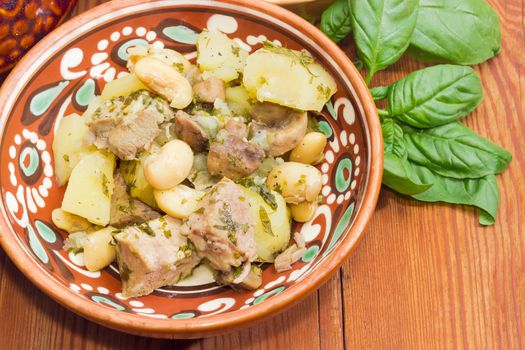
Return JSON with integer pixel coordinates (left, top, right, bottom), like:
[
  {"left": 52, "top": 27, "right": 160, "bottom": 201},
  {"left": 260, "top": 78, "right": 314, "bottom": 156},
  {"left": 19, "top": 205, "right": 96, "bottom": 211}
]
[
  {"left": 0, "top": 0, "right": 77, "bottom": 74},
  {"left": 0, "top": 0, "right": 382, "bottom": 338}
]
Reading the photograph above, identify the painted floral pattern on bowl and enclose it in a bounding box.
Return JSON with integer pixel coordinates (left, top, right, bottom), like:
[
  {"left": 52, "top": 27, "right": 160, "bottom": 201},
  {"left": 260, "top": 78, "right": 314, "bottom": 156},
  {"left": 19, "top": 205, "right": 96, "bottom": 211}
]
[{"left": 0, "top": 0, "right": 381, "bottom": 337}]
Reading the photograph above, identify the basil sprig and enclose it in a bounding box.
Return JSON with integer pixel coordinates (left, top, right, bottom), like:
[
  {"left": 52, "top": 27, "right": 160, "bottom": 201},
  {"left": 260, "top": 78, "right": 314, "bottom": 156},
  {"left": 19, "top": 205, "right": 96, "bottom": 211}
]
[
  {"left": 320, "top": 0, "right": 352, "bottom": 43},
  {"left": 376, "top": 65, "right": 483, "bottom": 128},
  {"left": 410, "top": 0, "right": 501, "bottom": 65},
  {"left": 320, "top": 0, "right": 511, "bottom": 225},
  {"left": 350, "top": 0, "right": 419, "bottom": 84}
]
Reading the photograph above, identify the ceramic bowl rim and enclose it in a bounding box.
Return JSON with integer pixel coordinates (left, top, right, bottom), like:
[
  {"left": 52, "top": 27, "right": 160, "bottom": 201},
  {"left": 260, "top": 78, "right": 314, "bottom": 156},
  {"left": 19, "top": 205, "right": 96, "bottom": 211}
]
[{"left": 0, "top": 0, "right": 383, "bottom": 338}]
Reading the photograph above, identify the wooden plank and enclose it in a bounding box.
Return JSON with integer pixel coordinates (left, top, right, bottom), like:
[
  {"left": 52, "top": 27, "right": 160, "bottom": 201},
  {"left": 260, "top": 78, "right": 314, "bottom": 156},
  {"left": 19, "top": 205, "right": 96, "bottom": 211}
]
[
  {"left": 318, "top": 271, "right": 345, "bottom": 350},
  {"left": 0, "top": 259, "right": 175, "bottom": 349},
  {"left": 200, "top": 292, "right": 320, "bottom": 350},
  {"left": 341, "top": 0, "right": 525, "bottom": 348}
]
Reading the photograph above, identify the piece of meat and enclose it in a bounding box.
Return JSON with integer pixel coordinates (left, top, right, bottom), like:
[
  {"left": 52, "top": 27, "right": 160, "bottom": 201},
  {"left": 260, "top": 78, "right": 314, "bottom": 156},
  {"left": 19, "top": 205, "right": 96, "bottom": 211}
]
[
  {"left": 249, "top": 103, "right": 308, "bottom": 156},
  {"left": 110, "top": 171, "right": 161, "bottom": 228},
  {"left": 182, "top": 178, "right": 257, "bottom": 271},
  {"left": 114, "top": 216, "right": 200, "bottom": 297},
  {"left": 274, "top": 243, "right": 306, "bottom": 273},
  {"left": 185, "top": 65, "right": 202, "bottom": 85},
  {"left": 87, "top": 91, "right": 175, "bottom": 160},
  {"left": 107, "top": 108, "right": 165, "bottom": 159},
  {"left": 207, "top": 120, "right": 264, "bottom": 180},
  {"left": 215, "top": 262, "right": 262, "bottom": 291},
  {"left": 193, "top": 76, "right": 226, "bottom": 103},
  {"left": 175, "top": 110, "right": 209, "bottom": 152},
  {"left": 224, "top": 119, "right": 248, "bottom": 138}
]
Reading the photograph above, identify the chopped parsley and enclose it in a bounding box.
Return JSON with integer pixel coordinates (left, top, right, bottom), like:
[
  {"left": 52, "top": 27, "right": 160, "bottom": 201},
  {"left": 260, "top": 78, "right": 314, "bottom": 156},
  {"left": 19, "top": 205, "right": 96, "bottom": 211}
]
[
  {"left": 137, "top": 222, "right": 156, "bottom": 237},
  {"left": 236, "top": 177, "right": 278, "bottom": 210},
  {"left": 259, "top": 206, "right": 275, "bottom": 237},
  {"left": 120, "top": 263, "right": 132, "bottom": 283},
  {"left": 101, "top": 173, "right": 110, "bottom": 198},
  {"left": 231, "top": 45, "right": 240, "bottom": 57},
  {"left": 213, "top": 202, "right": 240, "bottom": 243},
  {"left": 316, "top": 83, "right": 332, "bottom": 101}
]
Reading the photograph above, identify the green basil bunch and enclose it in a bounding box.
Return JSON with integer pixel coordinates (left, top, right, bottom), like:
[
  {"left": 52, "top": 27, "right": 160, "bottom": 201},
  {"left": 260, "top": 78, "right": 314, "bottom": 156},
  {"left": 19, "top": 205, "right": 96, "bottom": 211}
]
[{"left": 320, "top": 0, "right": 512, "bottom": 225}]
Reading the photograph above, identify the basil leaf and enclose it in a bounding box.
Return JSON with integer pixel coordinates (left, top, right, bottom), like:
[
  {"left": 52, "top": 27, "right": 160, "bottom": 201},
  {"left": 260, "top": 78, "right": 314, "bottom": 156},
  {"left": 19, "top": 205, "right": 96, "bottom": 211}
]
[
  {"left": 350, "top": 0, "right": 419, "bottom": 84},
  {"left": 387, "top": 65, "right": 483, "bottom": 128},
  {"left": 382, "top": 118, "right": 407, "bottom": 159},
  {"left": 404, "top": 122, "right": 512, "bottom": 179},
  {"left": 383, "top": 152, "right": 432, "bottom": 195},
  {"left": 410, "top": 0, "right": 501, "bottom": 65},
  {"left": 370, "top": 86, "right": 389, "bottom": 101},
  {"left": 320, "top": 0, "right": 352, "bottom": 43},
  {"left": 411, "top": 164, "right": 499, "bottom": 225}
]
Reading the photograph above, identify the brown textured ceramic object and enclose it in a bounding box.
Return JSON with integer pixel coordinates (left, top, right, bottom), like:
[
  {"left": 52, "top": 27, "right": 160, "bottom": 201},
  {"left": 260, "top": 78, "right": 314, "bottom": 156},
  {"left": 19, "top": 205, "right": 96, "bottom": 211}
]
[{"left": 0, "top": 0, "right": 77, "bottom": 73}]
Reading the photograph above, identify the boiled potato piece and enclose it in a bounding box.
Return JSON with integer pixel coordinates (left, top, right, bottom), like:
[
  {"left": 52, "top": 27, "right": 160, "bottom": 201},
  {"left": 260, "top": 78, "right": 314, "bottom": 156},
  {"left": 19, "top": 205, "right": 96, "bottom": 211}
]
[
  {"left": 154, "top": 185, "right": 204, "bottom": 219},
  {"left": 120, "top": 156, "right": 158, "bottom": 209},
  {"left": 197, "top": 30, "right": 248, "bottom": 82},
  {"left": 242, "top": 187, "right": 291, "bottom": 262},
  {"left": 100, "top": 73, "right": 149, "bottom": 101},
  {"left": 51, "top": 208, "right": 93, "bottom": 233},
  {"left": 226, "top": 86, "right": 253, "bottom": 115},
  {"left": 84, "top": 226, "right": 117, "bottom": 272},
  {"left": 243, "top": 45, "right": 337, "bottom": 112},
  {"left": 52, "top": 113, "right": 93, "bottom": 186},
  {"left": 61, "top": 150, "right": 116, "bottom": 226},
  {"left": 82, "top": 96, "right": 101, "bottom": 120}
]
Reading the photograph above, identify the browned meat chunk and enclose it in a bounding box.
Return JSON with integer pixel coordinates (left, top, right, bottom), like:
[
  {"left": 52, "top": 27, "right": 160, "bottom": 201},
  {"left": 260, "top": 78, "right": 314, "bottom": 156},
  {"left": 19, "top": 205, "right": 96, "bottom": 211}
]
[
  {"left": 207, "top": 120, "right": 264, "bottom": 180},
  {"left": 193, "top": 76, "right": 226, "bottom": 103},
  {"left": 274, "top": 233, "right": 306, "bottom": 272},
  {"left": 215, "top": 262, "right": 262, "bottom": 291},
  {"left": 110, "top": 171, "right": 161, "bottom": 228},
  {"left": 182, "top": 178, "right": 257, "bottom": 271},
  {"left": 175, "top": 110, "right": 209, "bottom": 152},
  {"left": 115, "top": 216, "right": 200, "bottom": 297},
  {"left": 87, "top": 91, "right": 174, "bottom": 160},
  {"left": 249, "top": 103, "right": 308, "bottom": 156}
]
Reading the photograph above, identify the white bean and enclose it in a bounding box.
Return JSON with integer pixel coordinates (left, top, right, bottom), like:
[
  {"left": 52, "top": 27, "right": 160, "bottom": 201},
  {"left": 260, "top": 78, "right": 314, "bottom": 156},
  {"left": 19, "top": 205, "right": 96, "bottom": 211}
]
[
  {"left": 267, "top": 162, "right": 322, "bottom": 204},
  {"left": 145, "top": 140, "right": 194, "bottom": 190},
  {"left": 52, "top": 208, "right": 93, "bottom": 233},
  {"left": 289, "top": 132, "right": 327, "bottom": 165},
  {"left": 290, "top": 201, "right": 318, "bottom": 223},
  {"left": 154, "top": 185, "right": 205, "bottom": 219},
  {"left": 83, "top": 226, "right": 116, "bottom": 272},
  {"left": 134, "top": 56, "right": 193, "bottom": 109}
]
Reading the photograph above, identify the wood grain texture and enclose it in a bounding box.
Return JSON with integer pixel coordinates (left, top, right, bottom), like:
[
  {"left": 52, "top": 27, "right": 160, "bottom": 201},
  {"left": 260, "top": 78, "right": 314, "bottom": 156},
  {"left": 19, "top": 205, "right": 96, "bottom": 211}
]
[{"left": 0, "top": 0, "right": 523, "bottom": 349}]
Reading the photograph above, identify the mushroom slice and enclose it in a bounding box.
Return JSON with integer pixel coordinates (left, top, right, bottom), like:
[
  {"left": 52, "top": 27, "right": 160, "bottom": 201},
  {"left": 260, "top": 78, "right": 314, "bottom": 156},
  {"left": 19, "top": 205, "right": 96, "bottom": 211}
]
[{"left": 249, "top": 104, "right": 307, "bottom": 157}]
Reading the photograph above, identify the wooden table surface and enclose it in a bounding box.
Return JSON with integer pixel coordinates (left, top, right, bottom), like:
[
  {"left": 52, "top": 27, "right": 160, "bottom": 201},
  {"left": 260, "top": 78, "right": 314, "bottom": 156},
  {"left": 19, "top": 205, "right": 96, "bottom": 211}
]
[{"left": 0, "top": 1, "right": 523, "bottom": 349}]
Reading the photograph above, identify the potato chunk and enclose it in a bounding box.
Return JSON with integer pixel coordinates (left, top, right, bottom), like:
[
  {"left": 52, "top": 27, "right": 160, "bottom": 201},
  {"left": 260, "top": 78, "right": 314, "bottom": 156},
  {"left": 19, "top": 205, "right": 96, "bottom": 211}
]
[
  {"left": 52, "top": 113, "right": 93, "bottom": 186},
  {"left": 243, "top": 45, "right": 337, "bottom": 112},
  {"left": 242, "top": 188, "right": 291, "bottom": 262},
  {"left": 197, "top": 30, "right": 248, "bottom": 82},
  {"left": 120, "top": 155, "right": 158, "bottom": 209},
  {"left": 100, "top": 73, "right": 149, "bottom": 101},
  {"left": 61, "top": 150, "right": 116, "bottom": 226},
  {"left": 226, "top": 86, "right": 253, "bottom": 115}
]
